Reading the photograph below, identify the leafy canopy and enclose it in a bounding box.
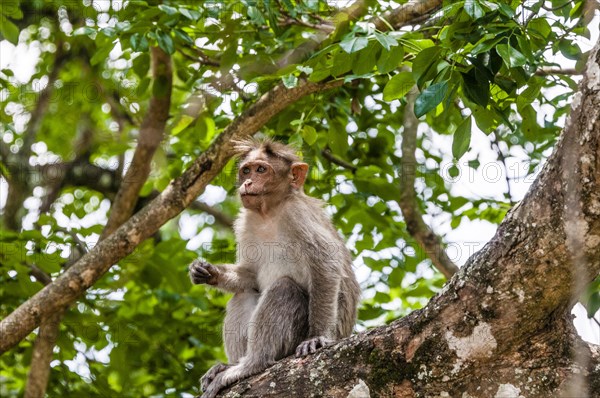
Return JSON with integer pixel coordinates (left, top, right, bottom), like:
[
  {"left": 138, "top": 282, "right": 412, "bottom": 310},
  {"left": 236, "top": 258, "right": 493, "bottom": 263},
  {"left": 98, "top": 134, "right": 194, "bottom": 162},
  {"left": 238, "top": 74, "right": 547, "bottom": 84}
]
[{"left": 0, "top": 0, "right": 596, "bottom": 397}]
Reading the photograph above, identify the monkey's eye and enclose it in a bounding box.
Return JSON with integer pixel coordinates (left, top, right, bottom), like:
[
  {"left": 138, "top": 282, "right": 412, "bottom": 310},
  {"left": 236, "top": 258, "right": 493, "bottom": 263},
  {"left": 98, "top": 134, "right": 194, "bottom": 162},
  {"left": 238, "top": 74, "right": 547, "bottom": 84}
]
[
  {"left": 256, "top": 165, "right": 266, "bottom": 173},
  {"left": 242, "top": 167, "right": 250, "bottom": 174}
]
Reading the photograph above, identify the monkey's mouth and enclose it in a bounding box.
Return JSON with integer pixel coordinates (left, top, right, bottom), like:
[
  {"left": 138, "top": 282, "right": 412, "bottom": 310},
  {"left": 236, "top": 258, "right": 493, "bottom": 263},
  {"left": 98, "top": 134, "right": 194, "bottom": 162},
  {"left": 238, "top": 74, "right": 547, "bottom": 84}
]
[{"left": 240, "top": 193, "right": 262, "bottom": 197}]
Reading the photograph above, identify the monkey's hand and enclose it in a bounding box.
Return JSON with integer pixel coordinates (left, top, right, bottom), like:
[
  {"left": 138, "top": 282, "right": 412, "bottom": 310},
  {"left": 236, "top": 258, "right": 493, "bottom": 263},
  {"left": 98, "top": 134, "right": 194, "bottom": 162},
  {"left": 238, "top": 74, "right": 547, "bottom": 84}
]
[
  {"left": 189, "top": 260, "right": 219, "bottom": 285},
  {"left": 295, "top": 336, "right": 334, "bottom": 357},
  {"left": 200, "top": 363, "right": 230, "bottom": 392}
]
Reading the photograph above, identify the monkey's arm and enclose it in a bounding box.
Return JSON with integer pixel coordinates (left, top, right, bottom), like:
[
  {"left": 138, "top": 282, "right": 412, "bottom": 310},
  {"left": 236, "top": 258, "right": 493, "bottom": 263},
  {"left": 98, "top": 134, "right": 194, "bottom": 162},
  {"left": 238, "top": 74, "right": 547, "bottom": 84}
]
[{"left": 189, "top": 260, "right": 257, "bottom": 293}]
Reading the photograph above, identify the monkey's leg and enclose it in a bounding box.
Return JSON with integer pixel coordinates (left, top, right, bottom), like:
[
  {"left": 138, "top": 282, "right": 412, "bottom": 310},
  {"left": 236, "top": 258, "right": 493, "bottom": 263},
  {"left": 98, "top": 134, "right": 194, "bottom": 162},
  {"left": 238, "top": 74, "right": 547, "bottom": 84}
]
[
  {"left": 201, "top": 277, "right": 308, "bottom": 398},
  {"left": 200, "top": 291, "right": 259, "bottom": 392},
  {"left": 223, "top": 291, "right": 259, "bottom": 363}
]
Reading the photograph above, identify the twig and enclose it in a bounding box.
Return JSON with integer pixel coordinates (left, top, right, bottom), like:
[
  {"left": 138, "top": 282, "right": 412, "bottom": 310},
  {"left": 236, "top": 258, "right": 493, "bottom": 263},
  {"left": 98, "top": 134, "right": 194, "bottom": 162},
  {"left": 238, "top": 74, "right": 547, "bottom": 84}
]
[
  {"left": 321, "top": 148, "right": 357, "bottom": 172},
  {"left": 398, "top": 87, "right": 459, "bottom": 279},
  {"left": 189, "top": 201, "right": 234, "bottom": 229},
  {"left": 180, "top": 47, "right": 221, "bottom": 67},
  {"left": 535, "top": 68, "right": 581, "bottom": 76},
  {"left": 28, "top": 264, "right": 52, "bottom": 286},
  {"left": 490, "top": 131, "right": 515, "bottom": 205},
  {"left": 279, "top": 11, "right": 335, "bottom": 33}
]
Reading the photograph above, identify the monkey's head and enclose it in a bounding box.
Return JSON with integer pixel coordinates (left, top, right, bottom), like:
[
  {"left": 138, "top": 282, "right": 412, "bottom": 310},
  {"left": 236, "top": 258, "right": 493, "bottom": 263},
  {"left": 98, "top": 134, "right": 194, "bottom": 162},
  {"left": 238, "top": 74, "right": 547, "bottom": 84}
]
[{"left": 235, "top": 139, "right": 309, "bottom": 214}]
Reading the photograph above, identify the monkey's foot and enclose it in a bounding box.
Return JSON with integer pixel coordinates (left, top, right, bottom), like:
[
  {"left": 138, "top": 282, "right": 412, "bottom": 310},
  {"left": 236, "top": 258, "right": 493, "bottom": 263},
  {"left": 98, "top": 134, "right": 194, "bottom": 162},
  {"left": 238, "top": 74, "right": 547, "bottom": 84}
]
[
  {"left": 201, "top": 364, "right": 244, "bottom": 398},
  {"left": 295, "top": 336, "right": 334, "bottom": 357},
  {"left": 200, "top": 363, "right": 230, "bottom": 392}
]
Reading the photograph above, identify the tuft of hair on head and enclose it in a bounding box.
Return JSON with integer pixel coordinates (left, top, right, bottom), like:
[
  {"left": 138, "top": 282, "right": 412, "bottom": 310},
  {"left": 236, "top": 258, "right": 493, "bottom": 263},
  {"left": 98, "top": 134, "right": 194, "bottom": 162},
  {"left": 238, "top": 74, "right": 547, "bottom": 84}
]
[{"left": 233, "top": 137, "right": 301, "bottom": 163}]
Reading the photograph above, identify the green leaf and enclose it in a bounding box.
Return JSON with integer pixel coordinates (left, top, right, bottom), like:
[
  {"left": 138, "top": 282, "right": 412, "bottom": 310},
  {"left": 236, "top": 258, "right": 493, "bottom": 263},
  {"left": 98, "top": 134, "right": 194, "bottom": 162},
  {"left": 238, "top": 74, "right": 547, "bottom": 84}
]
[
  {"left": 179, "top": 7, "right": 202, "bottom": 20},
  {"left": 282, "top": 74, "right": 298, "bottom": 88},
  {"left": 0, "top": 16, "right": 19, "bottom": 44},
  {"left": 331, "top": 50, "right": 354, "bottom": 76},
  {"left": 301, "top": 125, "right": 317, "bottom": 145},
  {"left": 296, "top": 65, "right": 313, "bottom": 75},
  {"left": 414, "top": 81, "right": 448, "bottom": 118},
  {"left": 308, "top": 67, "right": 331, "bottom": 82},
  {"left": 461, "top": 69, "right": 490, "bottom": 107},
  {"left": 411, "top": 46, "right": 442, "bottom": 87},
  {"left": 340, "top": 36, "right": 368, "bottom": 54},
  {"left": 496, "top": 2, "right": 515, "bottom": 17},
  {"left": 156, "top": 30, "right": 175, "bottom": 54},
  {"left": 174, "top": 29, "right": 194, "bottom": 45},
  {"left": 464, "top": 0, "right": 485, "bottom": 20},
  {"left": 374, "top": 32, "right": 398, "bottom": 51},
  {"left": 376, "top": 44, "right": 404, "bottom": 74},
  {"left": 471, "top": 105, "right": 498, "bottom": 134},
  {"left": 352, "top": 42, "right": 380, "bottom": 75},
  {"left": 528, "top": 18, "right": 551, "bottom": 39},
  {"left": 328, "top": 119, "right": 349, "bottom": 156},
  {"left": 73, "top": 27, "right": 96, "bottom": 37},
  {"left": 471, "top": 35, "right": 503, "bottom": 55},
  {"left": 130, "top": 33, "right": 149, "bottom": 52},
  {"left": 383, "top": 71, "right": 414, "bottom": 101},
  {"left": 1, "top": 2, "right": 23, "bottom": 19},
  {"left": 172, "top": 115, "right": 195, "bottom": 135},
  {"left": 580, "top": 278, "right": 600, "bottom": 317},
  {"left": 558, "top": 39, "right": 581, "bottom": 61},
  {"left": 132, "top": 53, "right": 150, "bottom": 77},
  {"left": 496, "top": 44, "right": 527, "bottom": 68},
  {"left": 90, "top": 44, "right": 113, "bottom": 66},
  {"left": 247, "top": 6, "right": 265, "bottom": 24},
  {"left": 452, "top": 117, "right": 472, "bottom": 159},
  {"left": 158, "top": 4, "right": 178, "bottom": 15},
  {"left": 101, "top": 27, "right": 116, "bottom": 37},
  {"left": 137, "top": 77, "right": 151, "bottom": 95}
]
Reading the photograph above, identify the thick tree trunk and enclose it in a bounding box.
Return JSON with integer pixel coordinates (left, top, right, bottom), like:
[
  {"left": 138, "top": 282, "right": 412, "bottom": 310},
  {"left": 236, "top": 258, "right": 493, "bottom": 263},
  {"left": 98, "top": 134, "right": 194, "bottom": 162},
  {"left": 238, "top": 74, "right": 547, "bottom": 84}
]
[{"left": 215, "top": 37, "right": 600, "bottom": 398}]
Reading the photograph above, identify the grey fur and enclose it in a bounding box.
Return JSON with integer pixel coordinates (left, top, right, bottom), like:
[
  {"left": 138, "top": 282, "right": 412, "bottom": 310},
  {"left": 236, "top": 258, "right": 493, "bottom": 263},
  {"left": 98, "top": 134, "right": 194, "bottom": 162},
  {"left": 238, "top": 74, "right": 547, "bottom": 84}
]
[{"left": 188, "top": 141, "right": 360, "bottom": 398}]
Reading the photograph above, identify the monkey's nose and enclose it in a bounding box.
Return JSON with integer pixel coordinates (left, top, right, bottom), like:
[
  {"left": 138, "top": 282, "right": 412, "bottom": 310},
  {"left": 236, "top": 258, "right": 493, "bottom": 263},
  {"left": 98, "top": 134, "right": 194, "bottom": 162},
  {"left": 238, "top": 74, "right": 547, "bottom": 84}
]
[{"left": 240, "top": 181, "right": 252, "bottom": 195}]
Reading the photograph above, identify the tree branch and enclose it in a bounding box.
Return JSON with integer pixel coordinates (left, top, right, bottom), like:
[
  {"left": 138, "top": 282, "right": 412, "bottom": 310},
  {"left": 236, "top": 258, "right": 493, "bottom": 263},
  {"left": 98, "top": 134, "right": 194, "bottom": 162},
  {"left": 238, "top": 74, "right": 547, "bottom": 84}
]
[
  {"left": 398, "top": 89, "right": 459, "bottom": 279},
  {"left": 0, "top": 78, "right": 343, "bottom": 354},
  {"left": 100, "top": 47, "right": 173, "bottom": 239},
  {"left": 27, "top": 264, "right": 52, "bottom": 286},
  {"left": 321, "top": 148, "right": 357, "bottom": 172},
  {"left": 535, "top": 67, "right": 581, "bottom": 76},
  {"left": 371, "top": 0, "right": 443, "bottom": 31},
  {"left": 189, "top": 201, "right": 234, "bottom": 229},
  {"left": 23, "top": 311, "right": 63, "bottom": 398}
]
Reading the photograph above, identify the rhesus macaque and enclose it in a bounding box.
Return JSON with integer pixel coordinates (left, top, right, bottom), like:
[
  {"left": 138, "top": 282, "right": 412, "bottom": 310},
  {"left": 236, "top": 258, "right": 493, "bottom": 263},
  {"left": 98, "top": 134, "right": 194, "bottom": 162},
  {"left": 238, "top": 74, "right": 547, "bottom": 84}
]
[{"left": 189, "top": 139, "right": 360, "bottom": 398}]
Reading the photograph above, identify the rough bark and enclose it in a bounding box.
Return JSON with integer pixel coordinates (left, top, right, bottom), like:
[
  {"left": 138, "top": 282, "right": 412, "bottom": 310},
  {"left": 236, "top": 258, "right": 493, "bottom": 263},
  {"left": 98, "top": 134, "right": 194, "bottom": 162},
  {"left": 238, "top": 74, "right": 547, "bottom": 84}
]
[
  {"left": 0, "top": 78, "right": 343, "bottom": 354},
  {"left": 372, "top": 0, "right": 442, "bottom": 31},
  {"left": 213, "top": 37, "right": 600, "bottom": 398}
]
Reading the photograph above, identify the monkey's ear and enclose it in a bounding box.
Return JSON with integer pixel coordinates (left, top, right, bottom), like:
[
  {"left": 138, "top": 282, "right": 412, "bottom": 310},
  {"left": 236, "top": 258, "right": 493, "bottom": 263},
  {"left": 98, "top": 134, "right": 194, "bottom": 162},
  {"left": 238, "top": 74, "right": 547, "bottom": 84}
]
[{"left": 291, "top": 162, "right": 309, "bottom": 189}]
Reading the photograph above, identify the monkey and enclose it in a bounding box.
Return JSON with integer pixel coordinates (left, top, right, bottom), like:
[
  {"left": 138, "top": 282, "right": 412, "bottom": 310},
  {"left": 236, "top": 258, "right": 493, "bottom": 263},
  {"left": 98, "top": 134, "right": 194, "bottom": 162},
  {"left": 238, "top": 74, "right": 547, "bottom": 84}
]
[{"left": 188, "top": 139, "right": 360, "bottom": 398}]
